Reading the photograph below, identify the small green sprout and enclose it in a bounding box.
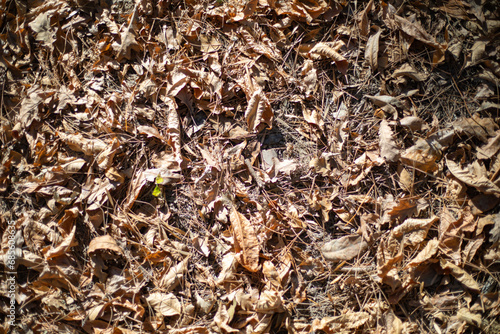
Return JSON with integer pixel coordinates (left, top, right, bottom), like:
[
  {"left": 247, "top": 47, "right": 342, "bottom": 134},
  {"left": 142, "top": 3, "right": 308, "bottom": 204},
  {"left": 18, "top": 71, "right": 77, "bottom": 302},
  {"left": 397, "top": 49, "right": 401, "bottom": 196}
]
[{"left": 152, "top": 175, "right": 164, "bottom": 197}]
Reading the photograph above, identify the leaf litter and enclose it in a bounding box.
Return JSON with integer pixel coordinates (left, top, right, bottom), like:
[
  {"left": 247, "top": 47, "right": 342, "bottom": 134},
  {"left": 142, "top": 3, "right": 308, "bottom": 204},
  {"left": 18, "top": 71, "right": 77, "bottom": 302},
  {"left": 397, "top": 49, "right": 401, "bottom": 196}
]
[{"left": 0, "top": 0, "right": 499, "bottom": 333}]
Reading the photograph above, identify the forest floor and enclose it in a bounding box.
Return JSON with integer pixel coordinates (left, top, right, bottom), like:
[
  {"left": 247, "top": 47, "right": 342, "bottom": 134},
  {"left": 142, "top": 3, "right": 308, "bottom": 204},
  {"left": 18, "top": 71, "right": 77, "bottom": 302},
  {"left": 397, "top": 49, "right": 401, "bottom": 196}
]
[{"left": 1, "top": 0, "right": 500, "bottom": 333}]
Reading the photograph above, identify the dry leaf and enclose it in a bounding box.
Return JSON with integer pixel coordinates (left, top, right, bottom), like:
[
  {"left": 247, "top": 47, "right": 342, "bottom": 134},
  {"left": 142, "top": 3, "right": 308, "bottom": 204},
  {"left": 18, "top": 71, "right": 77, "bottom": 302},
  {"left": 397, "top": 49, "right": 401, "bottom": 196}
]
[
  {"left": 379, "top": 119, "right": 400, "bottom": 162},
  {"left": 230, "top": 208, "right": 260, "bottom": 272},
  {"left": 231, "top": 0, "right": 258, "bottom": 22},
  {"left": 114, "top": 27, "right": 142, "bottom": 61},
  {"left": 477, "top": 131, "right": 500, "bottom": 159},
  {"left": 357, "top": 0, "right": 374, "bottom": 36},
  {"left": 453, "top": 115, "right": 498, "bottom": 143},
  {"left": 309, "top": 42, "right": 348, "bottom": 74},
  {"left": 391, "top": 216, "right": 439, "bottom": 246},
  {"left": 312, "top": 312, "right": 370, "bottom": 332},
  {"left": 303, "top": 106, "right": 324, "bottom": 128},
  {"left": 446, "top": 158, "right": 500, "bottom": 195},
  {"left": 406, "top": 239, "right": 440, "bottom": 268},
  {"left": 301, "top": 60, "right": 318, "bottom": 97},
  {"left": 58, "top": 132, "right": 108, "bottom": 155},
  {"left": 394, "top": 15, "right": 443, "bottom": 51},
  {"left": 400, "top": 116, "right": 425, "bottom": 131},
  {"left": 456, "top": 308, "right": 482, "bottom": 327},
  {"left": 392, "top": 63, "right": 428, "bottom": 81},
  {"left": 213, "top": 303, "right": 238, "bottom": 333},
  {"left": 146, "top": 292, "right": 181, "bottom": 317},
  {"left": 216, "top": 252, "right": 238, "bottom": 285},
  {"left": 88, "top": 235, "right": 123, "bottom": 255},
  {"left": 137, "top": 125, "right": 166, "bottom": 143},
  {"left": 440, "top": 259, "right": 481, "bottom": 291},
  {"left": 43, "top": 208, "right": 78, "bottom": 259},
  {"left": 366, "top": 95, "right": 403, "bottom": 108},
  {"left": 401, "top": 138, "right": 442, "bottom": 172},
  {"left": 365, "top": 26, "right": 382, "bottom": 70},
  {"left": 321, "top": 235, "right": 368, "bottom": 261},
  {"left": 159, "top": 258, "right": 189, "bottom": 291},
  {"left": 244, "top": 89, "right": 273, "bottom": 132}
]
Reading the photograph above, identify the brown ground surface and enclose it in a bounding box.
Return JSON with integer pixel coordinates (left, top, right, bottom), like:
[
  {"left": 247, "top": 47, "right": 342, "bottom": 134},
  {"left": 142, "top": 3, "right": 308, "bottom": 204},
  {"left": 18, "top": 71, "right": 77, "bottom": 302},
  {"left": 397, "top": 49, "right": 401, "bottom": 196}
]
[{"left": 1, "top": 0, "right": 500, "bottom": 333}]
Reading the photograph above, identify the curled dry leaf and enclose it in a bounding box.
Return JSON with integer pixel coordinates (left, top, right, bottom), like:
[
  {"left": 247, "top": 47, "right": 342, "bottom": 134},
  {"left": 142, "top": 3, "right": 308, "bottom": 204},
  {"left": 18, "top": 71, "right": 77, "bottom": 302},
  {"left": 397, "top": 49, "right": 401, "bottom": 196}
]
[
  {"left": 230, "top": 208, "right": 260, "bottom": 272},
  {"left": 216, "top": 252, "right": 239, "bottom": 285},
  {"left": 406, "top": 239, "right": 440, "bottom": 268},
  {"left": 230, "top": 0, "right": 258, "bottom": 22},
  {"left": 321, "top": 235, "right": 368, "bottom": 262},
  {"left": 137, "top": 125, "right": 166, "bottom": 143},
  {"left": 312, "top": 312, "right": 370, "bottom": 332},
  {"left": 96, "top": 137, "right": 120, "bottom": 170},
  {"left": 262, "top": 260, "right": 281, "bottom": 288},
  {"left": 57, "top": 132, "right": 108, "bottom": 156},
  {"left": 244, "top": 89, "right": 273, "bottom": 132},
  {"left": 457, "top": 308, "right": 482, "bottom": 328},
  {"left": 392, "top": 63, "right": 428, "bottom": 82},
  {"left": 255, "top": 288, "right": 283, "bottom": 312},
  {"left": 159, "top": 258, "right": 189, "bottom": 291},
  {"left": 212, "top": 302, "right": 238, "bottom": 333},
  {"left": 303, "top": 106, "right": 324, "bottom": 128},
  {"left": 391, "top": 216, "right": 439, "bottom": 246},
  {"left": 394, "top": 15, "right": 445, "bottom": 60},
  {"left": 309, "top": 42, "right": 348, "bottom": 74},
  {"left": 274, "top": 0, "right": 329, "bottom": 23},
  {"left": 113, "top": 26, "right": 142, "bottom": 61},
  {"left": 477, "top": 131, "right": 500, "bottom": 159},
  {"left": 452, "top": 115, "right": 498, "bottom": 143},
  {"left": 379, "top": 119, "right": 400, "bottom": 162},
  {"left": 446, "top": 158, "right": 500, "bottom": 195},
  {"left": 366, "top": 95, "right": 403, "bottom": 108},
  {"left": 440, "top": 259, "right": 481, "bottom": 291},
  {"left": 301, "top": 60, "right": 318, "bottom": 97},
  {"left": 61, "top": 158, "right": 86, "bottom": 174},
  {"left": 43, "top": 207, "right": 78, "bottom": 260},
  {"left": 357, "top": 0, "right": 374, "bottom": 36},
  {"left": 88, "top": 235, "right": 123, "bottom": 255},
  {"left": 239, "top": 27, "right": 281, "bottom": 61}
]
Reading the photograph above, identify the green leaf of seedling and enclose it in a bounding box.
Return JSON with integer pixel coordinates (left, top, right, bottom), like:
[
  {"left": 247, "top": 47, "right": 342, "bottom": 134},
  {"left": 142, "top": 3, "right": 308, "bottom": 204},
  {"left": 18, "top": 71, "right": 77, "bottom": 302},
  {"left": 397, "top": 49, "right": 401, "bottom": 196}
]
[
  {"left": 152, "top": 184, "right": 162, "bottom": 197},
  {"left": 155, "top": 175, "right": 164, "bottom": 184}
]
